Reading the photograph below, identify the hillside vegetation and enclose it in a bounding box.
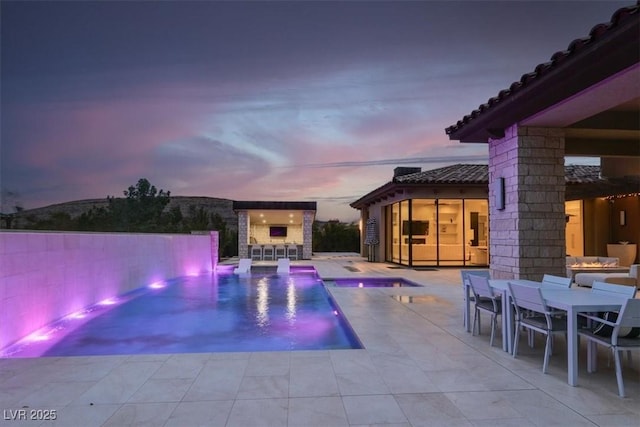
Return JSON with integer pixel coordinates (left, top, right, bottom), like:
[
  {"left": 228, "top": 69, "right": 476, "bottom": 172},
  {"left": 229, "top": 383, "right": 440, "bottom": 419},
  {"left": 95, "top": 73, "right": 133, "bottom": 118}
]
[{"left": 4, "top": 179, "right": 238, "bottom": 256}]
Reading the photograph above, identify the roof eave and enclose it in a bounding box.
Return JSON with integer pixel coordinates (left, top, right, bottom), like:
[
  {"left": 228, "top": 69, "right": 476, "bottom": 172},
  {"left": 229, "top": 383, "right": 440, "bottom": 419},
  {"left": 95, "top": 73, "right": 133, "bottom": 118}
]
[{"left": 447, "top": 13, "right": 640, "bottom": 143}]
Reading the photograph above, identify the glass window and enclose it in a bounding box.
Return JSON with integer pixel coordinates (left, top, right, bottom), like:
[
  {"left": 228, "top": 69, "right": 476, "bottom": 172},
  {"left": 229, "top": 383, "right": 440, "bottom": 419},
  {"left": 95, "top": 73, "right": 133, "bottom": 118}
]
[
  {"left": 390, "top": 203, "right": 400, "bottom": 263},
  {"left": 386, "top": 197, "right": 489, "bottom": 267},
  {"left": 400, "top": 200, "right": 410, "bottom": 264},
  {"left": 410, "top": 200, "right": 436, "bottom": 266},
  {"left": 437, "top": 199, "right": 464, "bottom": 266},
  {"left": 464, "top": 199, "right": 489, "bottom": 266},
  {"left": 565, "top": 200, "right": 583, "bottom": 257}
]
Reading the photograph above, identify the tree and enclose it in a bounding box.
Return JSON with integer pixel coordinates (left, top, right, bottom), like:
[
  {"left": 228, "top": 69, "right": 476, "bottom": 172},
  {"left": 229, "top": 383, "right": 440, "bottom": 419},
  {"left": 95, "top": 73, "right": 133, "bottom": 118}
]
[
  {"left": 77, "top": 206, "right": 111, "bottom": 231},
  {"left": 23, "top": 212, "right": 76, "bottom": 231},
  {"left": 211, "top": 212, "right": 238, "bottom": 258},
  {"left": 9, "top": 179, "right": 238, "bottom": 248},
  {"left": 313, "top": 220, "right": 360, "bottom": 252},
  {"left": 108, "top": 178, "right": 171, "bottom": 232},
  {"left": 184, "top": 207, "right": 238, "bottom": 257}
]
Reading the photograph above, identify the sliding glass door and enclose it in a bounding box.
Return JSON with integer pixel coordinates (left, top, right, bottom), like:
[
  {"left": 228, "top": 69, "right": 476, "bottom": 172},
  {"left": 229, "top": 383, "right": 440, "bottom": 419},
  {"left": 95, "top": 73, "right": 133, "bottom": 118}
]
[{"left": 386, "top": 198, "right": 489, "bottom": 267}]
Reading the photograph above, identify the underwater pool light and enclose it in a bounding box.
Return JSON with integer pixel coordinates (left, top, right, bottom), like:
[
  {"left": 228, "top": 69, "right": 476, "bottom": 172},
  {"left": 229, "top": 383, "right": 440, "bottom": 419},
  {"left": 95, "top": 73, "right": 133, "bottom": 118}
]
[
  {"left": 66, "top": 311, "right": 88, "bottom": 320},
  {"left": 24, "top": 331, "right": 52, "bottom": 342},
  {"left": 148, "top": 281, "right": 167, "bottom": 289}
]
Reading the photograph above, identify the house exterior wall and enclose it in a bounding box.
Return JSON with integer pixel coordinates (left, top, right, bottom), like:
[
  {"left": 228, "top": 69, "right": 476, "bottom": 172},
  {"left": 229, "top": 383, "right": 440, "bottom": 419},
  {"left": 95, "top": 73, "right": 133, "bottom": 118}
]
[
  {"left": 488, "top": 125, "right": 566, "bottom": 280},
  {"left": 601, "top": 157, "right": 640, "bottom": 178},
  {"left": 610, "top": 195, "right": 640, "bottom": 264}
]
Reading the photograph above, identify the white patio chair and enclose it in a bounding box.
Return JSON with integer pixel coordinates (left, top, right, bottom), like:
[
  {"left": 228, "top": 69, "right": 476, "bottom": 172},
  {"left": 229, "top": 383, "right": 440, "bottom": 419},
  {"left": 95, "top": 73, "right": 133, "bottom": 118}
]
[
  {"left": 542, "top": 274, "right": 572, "bottom": 288},
  {"left": 579, "top": 280, "right": 637, "bottom": 366},
  {"left": 468, "top": 274, "right": 501, "bottom": 347},
  {"left": 460, "top": 270, "right": 490, "bottom": 329},
  {"left": 508, "top": 282, "right": 567, "bottom": 373},
  {"left": 591, "top": 281, "right": 637, "bottom": 298},
  {"left": 276, "top": 258, "right": 290, "bottom": 274},
  {"left": 578, "top": 298, "right": 640, "bottom": 397},
  {"left": 233, "top": 258, "right": 252, "bottom": 274}
]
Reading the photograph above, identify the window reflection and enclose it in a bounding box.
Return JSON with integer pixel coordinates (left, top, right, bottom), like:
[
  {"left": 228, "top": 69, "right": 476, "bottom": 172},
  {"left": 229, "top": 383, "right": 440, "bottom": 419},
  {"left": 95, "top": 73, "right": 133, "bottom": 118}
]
[
  {"left": 286, "top": 278, "right": 297, "bottom": 322},
  {"left": 256, "top": 278, "right": 269, "bottom": 327}
]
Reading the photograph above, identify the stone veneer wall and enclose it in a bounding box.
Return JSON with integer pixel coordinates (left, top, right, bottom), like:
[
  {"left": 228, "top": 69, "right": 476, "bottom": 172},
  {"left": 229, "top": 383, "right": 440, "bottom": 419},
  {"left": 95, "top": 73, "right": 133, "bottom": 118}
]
[
  {"left": 237, "top": 210, "right": 249, "bottom": 259},
  {"left": 488, "top": 125, "right": 566, "bottom": 280},
  {"left": 303, "top": 211, "right": 314, "bottom": 259},
  {"left": 0, "top": 231, "right": 214, "bottom": 351}
]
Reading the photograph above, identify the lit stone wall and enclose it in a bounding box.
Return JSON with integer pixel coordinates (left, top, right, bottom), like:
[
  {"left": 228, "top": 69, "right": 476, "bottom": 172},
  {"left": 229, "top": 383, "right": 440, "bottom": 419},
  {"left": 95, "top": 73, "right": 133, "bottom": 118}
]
[
  {"left": 488, "top": 125, "right": 566, "bottom": 280},
  {"left": 237, "top": 210, "right": 249, "bottom": 258},
  {"left": 0, "top": 231, "right": 214, "bottom": 351},
  {"left": 302, "top": 210, "right": 314, "bottom": 259}
]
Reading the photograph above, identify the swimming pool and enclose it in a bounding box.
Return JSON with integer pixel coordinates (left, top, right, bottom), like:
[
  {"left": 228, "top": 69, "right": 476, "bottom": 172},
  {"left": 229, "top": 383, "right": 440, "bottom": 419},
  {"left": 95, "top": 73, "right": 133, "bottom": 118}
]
[
  {"left": 3, "top": 271, "right": 362, "bottom": 357},
  {"left": 327, "top": 277, "right": 422, "bottom": 288}
]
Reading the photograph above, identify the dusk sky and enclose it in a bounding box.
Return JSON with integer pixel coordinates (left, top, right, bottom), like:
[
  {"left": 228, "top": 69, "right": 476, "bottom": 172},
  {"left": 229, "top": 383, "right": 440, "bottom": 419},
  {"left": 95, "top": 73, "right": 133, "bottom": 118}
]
[{"left": 1, "top": 1, "right": 630, "bottom": 221}]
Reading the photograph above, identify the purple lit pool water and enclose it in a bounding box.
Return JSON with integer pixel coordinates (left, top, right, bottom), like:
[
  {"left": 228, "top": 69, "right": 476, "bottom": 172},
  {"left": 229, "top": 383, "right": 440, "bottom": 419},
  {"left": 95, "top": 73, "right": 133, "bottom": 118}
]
[
  {"left": 4, "top": 271, "right": 362, "bottom": 357},
  {"left": 328, "top": 277, "right": 422, "bottom": 288}
]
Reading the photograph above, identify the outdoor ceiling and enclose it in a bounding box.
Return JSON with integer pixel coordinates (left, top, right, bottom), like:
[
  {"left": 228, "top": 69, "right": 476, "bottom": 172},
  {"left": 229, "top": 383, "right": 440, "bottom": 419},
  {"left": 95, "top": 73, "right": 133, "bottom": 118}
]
[
  {"left": 248, "top": 210, "right": 303, "bottom": 226},
  {"left": 521, "top": 63, "right": 640, "bottom": 158}
]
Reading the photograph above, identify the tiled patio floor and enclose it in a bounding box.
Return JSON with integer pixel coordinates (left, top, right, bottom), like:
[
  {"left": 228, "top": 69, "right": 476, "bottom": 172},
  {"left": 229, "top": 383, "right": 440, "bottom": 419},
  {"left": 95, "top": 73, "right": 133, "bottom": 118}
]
[{"left": 1, "top": 253, "right": 638, "bottom": 426}]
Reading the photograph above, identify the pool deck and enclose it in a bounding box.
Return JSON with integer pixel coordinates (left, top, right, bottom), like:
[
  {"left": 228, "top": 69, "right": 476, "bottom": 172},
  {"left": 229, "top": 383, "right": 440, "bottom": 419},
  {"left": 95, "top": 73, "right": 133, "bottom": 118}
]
[{"left": 1, "top": 253, "right": 638, "bottom": 426}]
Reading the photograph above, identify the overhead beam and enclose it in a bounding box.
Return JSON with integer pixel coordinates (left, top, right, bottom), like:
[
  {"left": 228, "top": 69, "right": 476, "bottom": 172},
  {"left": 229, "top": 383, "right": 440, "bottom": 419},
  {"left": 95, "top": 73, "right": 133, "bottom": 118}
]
[
  {"left": 570, "top": 110, "right": 640, "bottom": 130},
  {"left": 565, "top": 138, "right": 640, "bottom": 156}
]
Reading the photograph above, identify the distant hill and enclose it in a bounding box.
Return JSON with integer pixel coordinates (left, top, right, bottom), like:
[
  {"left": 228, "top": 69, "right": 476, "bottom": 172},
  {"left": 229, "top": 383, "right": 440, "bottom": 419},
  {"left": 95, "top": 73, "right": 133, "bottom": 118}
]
[{"left": 8, "top": 196, "right": 237, "bottom": 230}]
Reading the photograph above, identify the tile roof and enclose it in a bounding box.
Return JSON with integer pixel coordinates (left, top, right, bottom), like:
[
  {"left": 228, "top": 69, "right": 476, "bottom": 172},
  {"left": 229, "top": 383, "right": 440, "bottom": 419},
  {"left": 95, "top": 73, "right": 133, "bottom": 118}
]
[
  {"left": 565, "top": 165, "right": 640, "bottom": 199},
  {"left": 445, "top": 3, "right": 640, "bottom": 141},
  {"left": 351, "top": 163, "right": 638, "bottom": 209},
  {"left": 394, "top": 164, "right": 488, "bottom": 184},
  {"left": 394, "top": 164, "right": 605, "bottom": 185},
  {"left": 564, "top": 164, "right": 601, "bottom": 184}
]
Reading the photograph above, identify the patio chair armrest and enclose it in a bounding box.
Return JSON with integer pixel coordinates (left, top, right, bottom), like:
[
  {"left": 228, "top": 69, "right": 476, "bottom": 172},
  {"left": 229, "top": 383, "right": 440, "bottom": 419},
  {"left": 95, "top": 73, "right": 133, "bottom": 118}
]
[
  {"left": 578, "top": 313, "right": 617, "bottom": 327},
  {"left": 548, "top": 310, "right": 566, "bottom": 316},
  {"left": 578, "top": 312, "right": 602, "bottom": 321}
]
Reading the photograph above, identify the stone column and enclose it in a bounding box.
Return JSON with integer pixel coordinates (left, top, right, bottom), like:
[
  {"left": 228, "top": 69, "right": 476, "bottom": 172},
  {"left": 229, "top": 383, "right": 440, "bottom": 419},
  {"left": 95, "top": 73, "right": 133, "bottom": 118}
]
[
  {"left": 237, "top": 210, "right": 249, "bottom": 259},
  {"left": 302, "top": 211, "right": 314, "bottom": 259},
  {"left": 488, "top": 125, "right": 566, "bottom": 280}
]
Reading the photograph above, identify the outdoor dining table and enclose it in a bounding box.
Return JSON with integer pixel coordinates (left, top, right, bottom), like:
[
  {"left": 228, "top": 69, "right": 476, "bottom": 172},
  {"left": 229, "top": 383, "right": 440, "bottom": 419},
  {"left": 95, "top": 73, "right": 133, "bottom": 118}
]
[{"left": 485, "top": 280, "right": 627, "bottom": 387}]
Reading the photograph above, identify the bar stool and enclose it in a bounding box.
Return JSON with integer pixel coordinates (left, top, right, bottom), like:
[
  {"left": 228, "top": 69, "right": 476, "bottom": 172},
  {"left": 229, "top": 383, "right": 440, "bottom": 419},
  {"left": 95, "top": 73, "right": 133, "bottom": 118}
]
[
  {"left": 287, "top": 245, "right": 298, "bottom": 260},
  {"left": 250, "top": 245, "right": 263, "bottom": 261},
  {"left": 262, "top": 245, "right": 274, "bottom": 261},
  {"left": 275, "top": 245, "right": 287, "bottom": 259}
]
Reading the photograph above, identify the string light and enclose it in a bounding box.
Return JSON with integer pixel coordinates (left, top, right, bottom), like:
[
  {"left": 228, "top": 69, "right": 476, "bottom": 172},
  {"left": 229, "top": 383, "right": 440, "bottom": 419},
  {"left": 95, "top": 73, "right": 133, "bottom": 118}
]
[{"left": 605, "top": 193, "right": 640, "bottom": 200}]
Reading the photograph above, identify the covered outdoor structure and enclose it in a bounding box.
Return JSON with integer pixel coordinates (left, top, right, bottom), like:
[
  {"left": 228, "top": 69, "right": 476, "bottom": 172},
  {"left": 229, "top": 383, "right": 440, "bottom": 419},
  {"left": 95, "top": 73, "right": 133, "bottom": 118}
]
[
  {"left": 445, "top": 4, "right": 639, "bottom": 280},
  {"left": 233, "top": 201, "right": 317, "bottom": 260}
]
